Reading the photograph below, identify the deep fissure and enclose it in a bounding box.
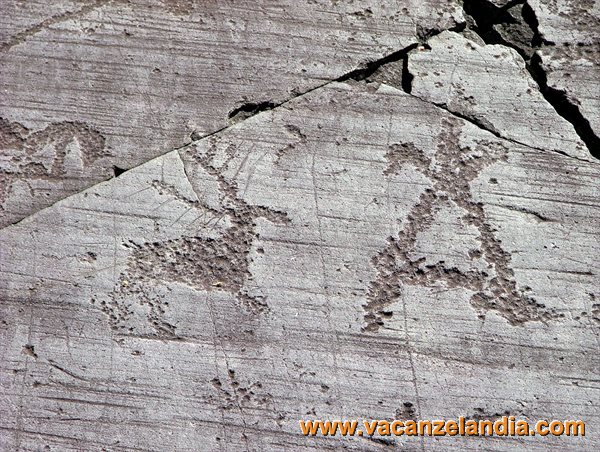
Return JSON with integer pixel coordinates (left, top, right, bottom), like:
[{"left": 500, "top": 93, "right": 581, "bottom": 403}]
[
  {"left": 228, "top": 100, "right": 277, "bottom": 123},
  {"left": 461, "top": 0, "right": 600, "bottom": 159},
  {"left": 5, "top": 12, "right": 597, "bottom": 232},
  {"left": 340, "top": 43, "right": 419, "bottom": 83}
]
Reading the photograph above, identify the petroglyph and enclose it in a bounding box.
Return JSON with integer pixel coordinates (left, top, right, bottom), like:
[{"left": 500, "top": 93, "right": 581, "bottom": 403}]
[
  {"left": 364, "top": 117, "right": 563, "bottom": 332},
  {"left": 2, "top": 0, "right": 600, "bottom": 450},
  {"left": 210, "top": 370, "right": 273, "bottom": 412},
  {"left": 95, "top": 139, "right": 289, "bottom": 339},
  {"left": 0, "top": 118, "right": 108, "bottom": 225}
]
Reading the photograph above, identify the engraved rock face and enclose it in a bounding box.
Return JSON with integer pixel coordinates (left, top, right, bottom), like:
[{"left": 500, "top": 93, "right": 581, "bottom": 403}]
[
  {"left": 0, "top": 0, "right": 464, "bottom": 225},
  {"left": 529, "top": 0, "right": 600, "bottom": 142},
  {"left": 97, "top": 140, "right": 290, "bottom": 338},
  {"left": 0, "top": 118, "right": 110, "bottom": 226},
  {"left": 408, "top": 31, "right": 591, "bottom": 161},
  {"left": 1, "top": 1, "right": 599, "bottom": 451},
  {"left": 364, "top": 118, "right": 561, "bottom": 332}
]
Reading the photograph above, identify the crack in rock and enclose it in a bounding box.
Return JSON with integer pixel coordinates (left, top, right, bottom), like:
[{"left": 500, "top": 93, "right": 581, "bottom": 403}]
[
  {"left": 401, "top": 30, "right": 594, "bottom": 162},
  {"left": 461, "top": 0, "right": 600, "bottom": 159},
  {"left": 228, "top": 101, "right": 278, "bottom": 124},
  {"left": 363, "top": 117, "right": 563, "bottom": 332},
  {"left": 0, "top": 19, "right": 472, "bottom": 230}
]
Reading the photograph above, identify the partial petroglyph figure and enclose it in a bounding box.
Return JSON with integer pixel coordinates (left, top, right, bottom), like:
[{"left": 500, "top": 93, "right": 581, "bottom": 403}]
[
  {"left": 95, "top": 138, "right": 289, "bottom": 339},
  {"left": 0, "top": 118, "right": 108, "bottom": 214},
  {"left": 364, "top": 117, "right": 562, "bottom": 332}
]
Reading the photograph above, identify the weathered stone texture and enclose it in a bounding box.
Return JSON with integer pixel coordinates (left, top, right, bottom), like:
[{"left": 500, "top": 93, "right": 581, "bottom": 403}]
[
  {"left": 408, "top": 31, "right": 591, "bottom": 161},
  {"left": 0, "top": 0, "right": 464, "bottom": 227},
  {"left": 1, "top": 1, "right": 599, "bottom": 451},
  {"left": 529, "top": 0, "right": 600, "bottom": 139}
]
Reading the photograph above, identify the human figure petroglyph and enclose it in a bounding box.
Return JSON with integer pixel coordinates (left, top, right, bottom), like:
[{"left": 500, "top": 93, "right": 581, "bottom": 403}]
[{"left": 364, "top": 117, "right": 562, "bottom": 332}]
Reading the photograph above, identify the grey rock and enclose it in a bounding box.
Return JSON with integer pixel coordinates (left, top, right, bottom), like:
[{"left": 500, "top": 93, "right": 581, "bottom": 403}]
[
  {"left": 528, "top": 0, "right": 600, "bottom": 45},
  {"left": 527, "top": 0, "right": 600, "bottom": 142},
  {"left": 1, "top": 80, "right": 599, "bottom": 451},
  {"left": 0, "top": 0, "right": 465, "bottom": 227},
  {"left": 493, "top": 4, "right": 536, "bottom": 58},
  {"left": 1, "top": 1, "right": 599, "bottom": 451},
  {"left": 408, "top": 31, "right": 592, "bottom": 161}
]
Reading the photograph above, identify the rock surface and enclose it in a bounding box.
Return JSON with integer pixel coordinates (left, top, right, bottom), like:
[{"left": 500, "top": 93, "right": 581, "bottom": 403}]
[
  {"left": 0, "top": 0, "right": 464, "bottom": 227},
  {"left": 408, "top": 31, "right": 591, "bottom": 161},
  {"left": 1, "top": 1, "right": 599, "bottom": 451},
  {"left": 529, "top": 0, "right": 600, "bottom": 141}
]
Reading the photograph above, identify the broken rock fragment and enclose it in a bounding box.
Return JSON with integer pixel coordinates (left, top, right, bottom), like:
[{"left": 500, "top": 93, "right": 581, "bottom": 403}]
[
  {"left": 527, "top": 0, "right": 600, "bottom": 146},
  {"left": 408, "top": 31, "right": 591, "bottom": 160}
]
